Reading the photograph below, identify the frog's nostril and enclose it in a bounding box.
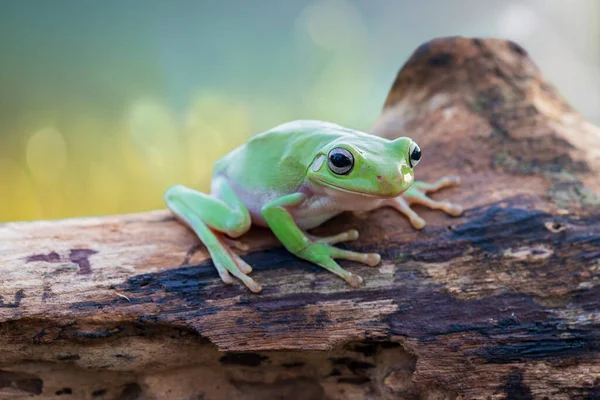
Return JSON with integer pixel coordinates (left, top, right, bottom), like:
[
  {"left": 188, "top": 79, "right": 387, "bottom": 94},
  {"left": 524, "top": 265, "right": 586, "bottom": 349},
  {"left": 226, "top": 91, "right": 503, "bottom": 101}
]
[{"left": 376, "top": 175, "right": 383, "bottom": 182}]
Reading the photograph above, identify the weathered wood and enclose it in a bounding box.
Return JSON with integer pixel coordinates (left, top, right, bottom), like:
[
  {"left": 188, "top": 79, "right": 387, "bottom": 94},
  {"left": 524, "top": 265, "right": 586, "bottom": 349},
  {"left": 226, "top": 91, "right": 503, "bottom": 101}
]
[{"left": 1, "top": 37, "right": 599, "bottom": 399}]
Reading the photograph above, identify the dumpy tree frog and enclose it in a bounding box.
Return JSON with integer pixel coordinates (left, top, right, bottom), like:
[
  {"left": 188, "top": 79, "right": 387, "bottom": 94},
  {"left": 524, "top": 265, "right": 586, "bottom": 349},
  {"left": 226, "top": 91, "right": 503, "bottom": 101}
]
[{"left": 165, "top": 120, "right": 462, "bottom": 293}]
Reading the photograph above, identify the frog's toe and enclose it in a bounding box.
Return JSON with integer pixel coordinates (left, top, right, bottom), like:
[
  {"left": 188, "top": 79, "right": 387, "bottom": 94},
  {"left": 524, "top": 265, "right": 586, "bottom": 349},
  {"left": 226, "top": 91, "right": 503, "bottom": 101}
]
[
  {"left": 229, "top": 266, "right": 262, "bottom": 293},
  {"left": 215, "top": 244, "right": 262, "bottom": 292},
  {"left": 408, "top": 195, "right": 463, "bottom": 218},
  {"left": 310, "top": 229, "right": 359, "bottom": 245},
  {"left": 389, "top": 196, "right": 426, "bottom": 229},
  {"left": 222, "top": 237, "right": 250, "bottom": 251},
  {"left": 446, "top": 202, "right": 463, "bottom": 217},
  {"left": 345, "top": 229, "right": 359, "bottom": 241},
  {"left": 222, "top": 244, "right": 253, "bottom": 274},
  {"left": 364, "top": 252, "right": 381, "bottom": 266},
  {"left": 429, "top": 175, "right": 461, "bottom": 191},
  {"left": 234, "top": 255, "right": 253, "bottom": 274},
  {"left": 409, "top": 214, "right": 426, "bottom": 230},
  {"left": 440, "top": 175, "right": 461, "bottom": 187},
  {"left": 412, "top": 175, "right": 461, "bottom": 193},
  {"left": 331, "top": 247, "right": 381, "bottom": 267},
  {"left": 212, "top": 260, "right": 234, "bottom": 284},
  {"left": 434, "top": 200, "right": 463, "bottom": 217},
  {"left": 217, "top": 269, "right": 234, "bottom": 284},
  {"left": 345, "top": 273, "right": 363, "bottom": 288},
  {"left": 308, "top": 254, "right": 363, "bottom": 288},
  {"left": 245, "top": 280, "right": 263, "bottom": 293}
]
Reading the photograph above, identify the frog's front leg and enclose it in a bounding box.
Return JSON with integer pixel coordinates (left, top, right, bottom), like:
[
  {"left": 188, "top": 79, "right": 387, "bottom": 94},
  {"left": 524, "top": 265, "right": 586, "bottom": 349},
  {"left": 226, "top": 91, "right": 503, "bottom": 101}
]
[
  {"left": 387, "top": 176, "right": 463, "bottom": 229},
  {"left": 164, "top": 179, "right": 262, "bottom": 293},
  {"left": 262, "top": 193, "right": 380, "bottom": 287}
]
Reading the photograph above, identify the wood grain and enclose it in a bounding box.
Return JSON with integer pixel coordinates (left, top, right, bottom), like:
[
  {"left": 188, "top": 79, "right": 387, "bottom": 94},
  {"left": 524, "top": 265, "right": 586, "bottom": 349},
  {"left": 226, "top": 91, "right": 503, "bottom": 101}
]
[{"left": 1, "top": 37, "right": 599, "bottom": 400}]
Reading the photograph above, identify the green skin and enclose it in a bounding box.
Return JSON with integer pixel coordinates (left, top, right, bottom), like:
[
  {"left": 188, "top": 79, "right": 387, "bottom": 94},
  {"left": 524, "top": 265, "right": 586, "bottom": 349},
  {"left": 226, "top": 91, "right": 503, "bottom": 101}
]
[{"left": 165, "top": 120, "right": 462, "bottom": 293}]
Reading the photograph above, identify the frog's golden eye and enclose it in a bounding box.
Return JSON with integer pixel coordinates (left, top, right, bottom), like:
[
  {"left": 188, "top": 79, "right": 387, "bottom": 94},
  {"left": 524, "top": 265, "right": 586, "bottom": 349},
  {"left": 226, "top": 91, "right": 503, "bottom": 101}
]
[
  {"left": 328, "top": 147, "right": 354, "bottom": 175},
  {"left": 409, "top": 142, "right": 421, "bottom": 168}
]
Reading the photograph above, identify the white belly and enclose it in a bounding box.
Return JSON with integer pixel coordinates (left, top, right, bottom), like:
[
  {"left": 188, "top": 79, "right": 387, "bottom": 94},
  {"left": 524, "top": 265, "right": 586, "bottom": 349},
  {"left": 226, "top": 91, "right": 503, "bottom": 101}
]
[
  {"left": 235, "top": 181, "right": 386, "bottom": 231},
  {"left": 291, "top": 185, "right": 385, "bottom": 230}
]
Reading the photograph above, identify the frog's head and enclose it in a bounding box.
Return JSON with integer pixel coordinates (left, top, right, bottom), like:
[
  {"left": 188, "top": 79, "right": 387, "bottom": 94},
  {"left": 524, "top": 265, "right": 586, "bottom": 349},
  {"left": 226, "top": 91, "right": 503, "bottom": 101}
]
[{"left": 308, "top": 136, "right": 421, "bottom": 198}]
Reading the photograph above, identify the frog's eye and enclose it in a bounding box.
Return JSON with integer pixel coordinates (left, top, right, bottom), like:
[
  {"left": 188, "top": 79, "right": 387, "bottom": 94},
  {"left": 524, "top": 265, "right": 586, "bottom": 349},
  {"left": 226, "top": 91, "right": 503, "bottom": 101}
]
[
  {"left": 409, "top": 142, "right": 421, "bottom": 168},
  {"left": 328, "top": 147, "right": 354, "bottom": 175}
]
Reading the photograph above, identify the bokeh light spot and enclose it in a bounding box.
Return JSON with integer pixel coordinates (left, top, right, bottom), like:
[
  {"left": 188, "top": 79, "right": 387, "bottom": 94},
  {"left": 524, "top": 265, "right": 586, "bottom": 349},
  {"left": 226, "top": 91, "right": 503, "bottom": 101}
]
[{"left": 299, "top": 0, "right": 366, "bottom": 51}]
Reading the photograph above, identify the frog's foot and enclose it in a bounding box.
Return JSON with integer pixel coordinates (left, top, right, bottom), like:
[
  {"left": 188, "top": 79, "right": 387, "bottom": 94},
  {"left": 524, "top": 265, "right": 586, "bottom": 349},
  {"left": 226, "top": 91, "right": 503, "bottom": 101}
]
[
  {"left": 409, "top": 176, "right": 463, "bottom": 216},
  {"left": 165, "top": 181, "right": 262, "bottom": 293},
  {"left": 306, "top": 229, "right": 359, "bottom": 245},
  {"left": 297, "top": 242, "right": 381, "bottom": 288},
  {"left": 213, "top": 234, "right": 262, "bottom": 292},
  {"left": 389, "top": 176, "right": 463, "bottom": 230},
  {"left": 195, "top": 237, "right": 259, "bottom": 290},
  {"left": 215, "top": 234, "right": 252, "bottom": 274}
]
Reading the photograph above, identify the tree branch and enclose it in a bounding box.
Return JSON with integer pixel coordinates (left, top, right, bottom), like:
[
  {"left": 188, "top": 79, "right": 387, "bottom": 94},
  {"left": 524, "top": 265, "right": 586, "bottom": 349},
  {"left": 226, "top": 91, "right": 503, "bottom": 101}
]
[{"left": 1, "top": 37, "right": 599, "bottom": 399}]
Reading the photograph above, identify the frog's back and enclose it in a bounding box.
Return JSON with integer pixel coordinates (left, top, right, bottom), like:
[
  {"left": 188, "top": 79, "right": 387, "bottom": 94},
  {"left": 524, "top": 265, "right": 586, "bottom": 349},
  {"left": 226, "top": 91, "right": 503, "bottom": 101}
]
[{"left": 214, "top": 120, "right": 359, "bottom": 193}]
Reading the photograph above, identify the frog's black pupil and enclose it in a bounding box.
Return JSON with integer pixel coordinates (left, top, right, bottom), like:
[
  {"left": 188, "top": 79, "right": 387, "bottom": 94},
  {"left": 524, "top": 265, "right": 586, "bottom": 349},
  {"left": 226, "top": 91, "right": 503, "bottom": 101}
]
[
  {"left": 411, "top": 147, "right": 421, "bottom": 161},
  {"left": 330, "top": 152, "right": 351, "bottom": 168}
]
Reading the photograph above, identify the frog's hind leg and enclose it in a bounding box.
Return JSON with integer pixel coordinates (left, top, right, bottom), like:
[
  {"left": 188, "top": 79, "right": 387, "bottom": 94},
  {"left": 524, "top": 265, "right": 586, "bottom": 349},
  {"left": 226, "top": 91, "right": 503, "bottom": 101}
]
[{"left": 164, "top": 179, "right": 262, "bottom": 293}]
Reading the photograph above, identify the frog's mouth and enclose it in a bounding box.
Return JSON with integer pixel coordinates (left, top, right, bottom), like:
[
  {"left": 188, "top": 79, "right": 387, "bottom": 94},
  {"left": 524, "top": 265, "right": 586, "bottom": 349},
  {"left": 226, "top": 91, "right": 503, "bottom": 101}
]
[{"left": 313, "top": 178, "right": 405, "bottom": 198}]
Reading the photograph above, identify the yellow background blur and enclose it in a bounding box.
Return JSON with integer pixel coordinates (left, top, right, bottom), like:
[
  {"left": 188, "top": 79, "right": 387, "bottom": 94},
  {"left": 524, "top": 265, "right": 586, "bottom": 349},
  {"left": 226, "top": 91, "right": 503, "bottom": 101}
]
[{"left": 1, "top": 0, "right": 598, "bottom": 222}]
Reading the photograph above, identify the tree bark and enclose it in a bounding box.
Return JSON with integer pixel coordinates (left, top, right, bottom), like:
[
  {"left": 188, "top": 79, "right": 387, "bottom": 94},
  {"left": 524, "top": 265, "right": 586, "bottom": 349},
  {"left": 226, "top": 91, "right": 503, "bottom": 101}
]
[{"left": 1, "top": 37, "right": 599, "bottom": 399}]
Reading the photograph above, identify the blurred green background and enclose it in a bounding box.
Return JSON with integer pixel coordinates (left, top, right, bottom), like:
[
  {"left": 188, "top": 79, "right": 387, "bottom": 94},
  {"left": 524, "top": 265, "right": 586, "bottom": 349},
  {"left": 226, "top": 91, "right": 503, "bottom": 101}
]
[{"left": 1, "top": 0, "right": 598, "bottom": 222}]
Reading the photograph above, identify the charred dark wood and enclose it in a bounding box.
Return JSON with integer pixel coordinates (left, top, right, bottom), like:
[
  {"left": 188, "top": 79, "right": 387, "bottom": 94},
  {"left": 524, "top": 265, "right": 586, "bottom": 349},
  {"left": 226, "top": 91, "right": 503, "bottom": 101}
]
[{"left": 1, "top": 37, "right": 599, "bottom": 399}]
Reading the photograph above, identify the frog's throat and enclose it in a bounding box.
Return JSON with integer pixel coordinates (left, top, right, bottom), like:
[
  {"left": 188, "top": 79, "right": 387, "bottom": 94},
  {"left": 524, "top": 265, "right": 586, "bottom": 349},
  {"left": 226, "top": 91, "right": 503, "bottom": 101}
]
[{"left": 312, "top": 177, "right": 405, "bottom": 199}]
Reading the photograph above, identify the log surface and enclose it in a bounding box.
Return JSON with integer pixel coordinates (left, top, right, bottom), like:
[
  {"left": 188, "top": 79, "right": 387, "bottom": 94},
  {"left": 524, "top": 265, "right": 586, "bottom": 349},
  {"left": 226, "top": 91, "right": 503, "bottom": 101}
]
[{"left": 1, "top": 37, "right": 599, "bottom": 399}]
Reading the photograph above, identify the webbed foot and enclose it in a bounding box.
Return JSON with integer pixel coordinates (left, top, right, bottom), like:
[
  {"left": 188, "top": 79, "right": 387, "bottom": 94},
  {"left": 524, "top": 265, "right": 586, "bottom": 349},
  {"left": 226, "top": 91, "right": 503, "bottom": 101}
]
[
  {"left": 389, "top": 175, "right": 463, "bottom": 229},
  {"left": 297, "top": 236, "right": 381, "bottom": 288}
]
